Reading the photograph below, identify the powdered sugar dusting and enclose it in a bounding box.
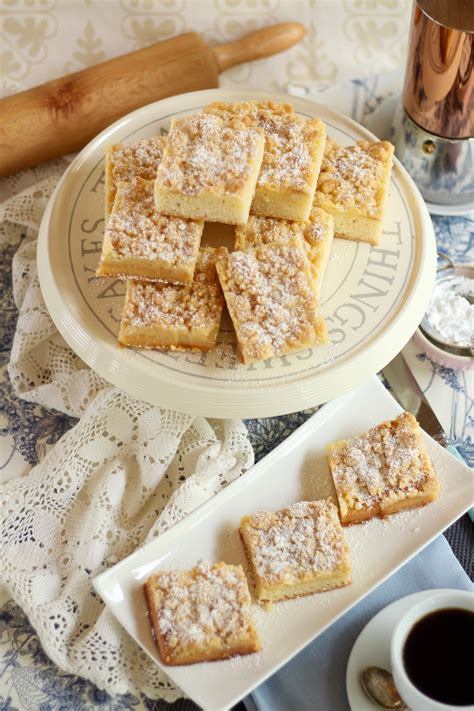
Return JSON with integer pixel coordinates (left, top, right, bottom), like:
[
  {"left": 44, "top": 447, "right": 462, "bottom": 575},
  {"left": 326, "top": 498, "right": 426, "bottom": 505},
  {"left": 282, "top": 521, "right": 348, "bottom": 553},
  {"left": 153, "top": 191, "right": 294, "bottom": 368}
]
[
  {"left": 205, "top": 101, "right": 325, "bottom": 193},
  {"left": 328, "top": 413, "right": 438, "bottom": 516},
  {"left": 258, "top": 112, "right": 313, "bottom": 191},
  {"left": 122, "top": 247, "right": 224, "bottom": 332},
  {"left": 107, "top": 136, "right": 165, "bottom": 210},
  {"left": 155, "top": 113, "right": 263, "bottom": 196},
  {"left": 242, "top": 500, "right": 350, "bottom": 584},
  {"left": 426, "top": 276, "right": 474, "bottom": 346},
  {"left": 107, "top": 179, "right": 202, "bottom": 263},
  {"left": 235, "top": 214, "right": 302, "bottom": 249},
  {"left": 234, "top": 207, "right": 333, "bottom": 285},
  {"left": 305, "top": 219, "right": 324, "bottom": 243},
  {"left": 149, "top": 561, "right": 257, "bottom": 655},
  {"left": 217, "top": 239, "right": 326, "bottom": 363},
  {"left": 110, "top": 136, "right": 165, "bottom": 183},
  {"left": 317, "top": 138, "right": 393, "bottom": 217}
]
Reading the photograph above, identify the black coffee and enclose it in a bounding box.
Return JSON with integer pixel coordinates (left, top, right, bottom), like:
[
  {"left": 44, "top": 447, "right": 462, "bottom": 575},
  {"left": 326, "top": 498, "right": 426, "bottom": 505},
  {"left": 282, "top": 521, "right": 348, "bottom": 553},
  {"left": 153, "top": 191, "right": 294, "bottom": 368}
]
[{"left": 403, "top": 607, "right": 474, "bottom": 706}]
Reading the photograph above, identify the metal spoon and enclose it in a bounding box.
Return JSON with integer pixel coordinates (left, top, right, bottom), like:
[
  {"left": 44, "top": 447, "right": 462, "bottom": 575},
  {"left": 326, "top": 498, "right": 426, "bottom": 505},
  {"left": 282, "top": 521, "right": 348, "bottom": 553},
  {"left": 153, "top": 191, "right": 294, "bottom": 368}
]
[{"left": 360, "top": 666, "right": 408, "bottom": 709}]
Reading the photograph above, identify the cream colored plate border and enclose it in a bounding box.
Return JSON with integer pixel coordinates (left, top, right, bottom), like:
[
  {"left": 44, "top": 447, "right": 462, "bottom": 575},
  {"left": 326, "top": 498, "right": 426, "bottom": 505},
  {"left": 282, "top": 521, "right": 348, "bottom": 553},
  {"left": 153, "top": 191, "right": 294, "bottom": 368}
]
[
  {"left": 93, "top": 377, "right": 473, "bottom": 711},
  {"left": 37, "top": 89, "right": 436, "bottom": 418}
]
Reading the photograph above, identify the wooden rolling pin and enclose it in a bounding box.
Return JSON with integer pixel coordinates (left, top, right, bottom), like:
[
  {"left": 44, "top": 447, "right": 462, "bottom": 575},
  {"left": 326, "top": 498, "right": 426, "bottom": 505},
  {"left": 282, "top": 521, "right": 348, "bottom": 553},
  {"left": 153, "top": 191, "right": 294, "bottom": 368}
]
[{"left": 0, "top": 23, "right": 305, "bottom": 177}]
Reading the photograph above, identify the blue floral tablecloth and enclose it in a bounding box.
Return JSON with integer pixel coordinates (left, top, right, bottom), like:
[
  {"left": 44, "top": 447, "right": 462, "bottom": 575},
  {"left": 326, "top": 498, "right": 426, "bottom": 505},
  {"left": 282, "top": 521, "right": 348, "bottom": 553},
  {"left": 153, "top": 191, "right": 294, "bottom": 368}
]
[{"left": 0, "top": 75, "right": 472, "bottom": 711}]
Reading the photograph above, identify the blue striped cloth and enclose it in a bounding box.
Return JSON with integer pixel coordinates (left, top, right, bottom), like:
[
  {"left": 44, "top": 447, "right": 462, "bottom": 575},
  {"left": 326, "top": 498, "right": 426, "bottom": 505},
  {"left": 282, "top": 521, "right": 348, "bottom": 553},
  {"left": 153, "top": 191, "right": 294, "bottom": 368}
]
[{"left": 246, "top": 535, "right": 473, "bottom": 711}]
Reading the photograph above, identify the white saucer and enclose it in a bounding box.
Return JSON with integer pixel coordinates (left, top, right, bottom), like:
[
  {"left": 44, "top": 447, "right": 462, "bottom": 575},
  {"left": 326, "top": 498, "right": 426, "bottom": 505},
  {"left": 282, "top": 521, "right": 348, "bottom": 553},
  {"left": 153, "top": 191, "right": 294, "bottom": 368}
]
[{"left": 346, "top": 589, "right": 453, "bottom": 710}]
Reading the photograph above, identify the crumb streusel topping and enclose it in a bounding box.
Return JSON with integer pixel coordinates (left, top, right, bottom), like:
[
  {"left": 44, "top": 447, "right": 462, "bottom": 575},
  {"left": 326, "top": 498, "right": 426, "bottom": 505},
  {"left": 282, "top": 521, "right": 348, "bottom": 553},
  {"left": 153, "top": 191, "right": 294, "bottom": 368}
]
[
  {"left": 155, "top": 113, "right": 264, "bottom": 196},
  {"left": 205, "top": 101, "right": 325, "bottom": 193},
  {"left": 235, "top": 207, "right": 330, "bottom": 262},
  {"left": 317, "top": 138, "right": 393, "bottom": 217},
  {"left": 329, "top": 413, "right": 435, "bottom": 512},
  {"left": 152, "top": 562, "right": 253, "bottom": 651},
  {"left": 206, "top": 100, "right": 295, "bottom": 120},
  {"left": 107, "top": 179, "right": 202, "bottom": 263},
  {"left": 243, "top": 500, "right": 350, "bottom": 584},
  {"left": 217, "top": 238, "right": 325, "bottom": 362},
  {"left": 122, "top": 248, "right": 224, "bottom": 331},
  {"left": 109, "top": 136, "right": 165, "bottom": 185},
  {"left": 235, "top": 214, "right": 303, "bottom": 248}
]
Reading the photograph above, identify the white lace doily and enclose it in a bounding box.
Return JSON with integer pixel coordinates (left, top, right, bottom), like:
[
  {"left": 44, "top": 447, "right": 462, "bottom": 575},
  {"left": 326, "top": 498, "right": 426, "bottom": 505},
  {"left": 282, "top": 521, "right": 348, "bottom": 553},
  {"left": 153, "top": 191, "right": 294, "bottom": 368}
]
[{"left": 0, "top": 170, "right": 254, "bottom": 700}]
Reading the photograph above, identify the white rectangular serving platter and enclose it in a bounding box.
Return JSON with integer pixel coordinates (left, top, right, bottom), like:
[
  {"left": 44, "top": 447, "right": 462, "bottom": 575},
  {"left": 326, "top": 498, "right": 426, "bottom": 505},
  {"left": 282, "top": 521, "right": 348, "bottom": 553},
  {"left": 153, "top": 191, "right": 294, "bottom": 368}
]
[{"left": 94, "top": 375, "right": 473, "bottom": 711}]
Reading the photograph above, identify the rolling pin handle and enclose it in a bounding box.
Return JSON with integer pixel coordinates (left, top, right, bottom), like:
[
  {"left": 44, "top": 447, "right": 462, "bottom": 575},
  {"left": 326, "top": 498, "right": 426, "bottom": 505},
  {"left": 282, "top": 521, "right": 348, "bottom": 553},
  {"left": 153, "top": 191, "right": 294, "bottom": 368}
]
[{"left": 213, "top": 22, "right": 305, "bottom": 73}]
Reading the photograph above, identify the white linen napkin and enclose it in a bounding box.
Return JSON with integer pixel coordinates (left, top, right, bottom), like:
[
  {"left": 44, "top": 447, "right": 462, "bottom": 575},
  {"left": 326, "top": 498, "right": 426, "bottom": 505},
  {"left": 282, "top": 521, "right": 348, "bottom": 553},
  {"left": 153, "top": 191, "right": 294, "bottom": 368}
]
[{"left": 0, "top": 175, "right": 253, "bottom": 701}]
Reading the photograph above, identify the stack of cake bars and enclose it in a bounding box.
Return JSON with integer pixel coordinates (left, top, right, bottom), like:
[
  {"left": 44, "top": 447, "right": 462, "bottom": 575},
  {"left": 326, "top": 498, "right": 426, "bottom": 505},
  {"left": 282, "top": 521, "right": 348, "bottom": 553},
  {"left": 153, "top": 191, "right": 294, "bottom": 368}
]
[{"left": 96, "top": 101, "right": 394, "bottom": 364}]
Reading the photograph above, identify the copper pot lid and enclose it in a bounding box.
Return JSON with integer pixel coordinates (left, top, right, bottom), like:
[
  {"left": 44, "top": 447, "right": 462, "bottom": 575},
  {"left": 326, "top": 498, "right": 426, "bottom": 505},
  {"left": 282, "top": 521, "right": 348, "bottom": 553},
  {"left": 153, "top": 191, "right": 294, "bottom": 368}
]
[{"left": 403, "top": 0, "right": 474, "bottom": 140}]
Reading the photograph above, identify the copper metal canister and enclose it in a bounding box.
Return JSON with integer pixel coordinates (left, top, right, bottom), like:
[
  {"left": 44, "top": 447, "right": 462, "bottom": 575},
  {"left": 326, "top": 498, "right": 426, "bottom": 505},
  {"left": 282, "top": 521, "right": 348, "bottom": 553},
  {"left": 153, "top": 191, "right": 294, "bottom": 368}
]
[{"left": 394, "top": 0, "right": 474, "bottom": 205}]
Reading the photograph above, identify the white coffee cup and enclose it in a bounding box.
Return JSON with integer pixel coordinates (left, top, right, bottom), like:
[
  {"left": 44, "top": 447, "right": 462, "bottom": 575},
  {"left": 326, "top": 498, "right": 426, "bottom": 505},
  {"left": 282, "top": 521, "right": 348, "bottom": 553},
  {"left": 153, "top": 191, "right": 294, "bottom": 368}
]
[{"left": 391, "top": 589, "right": 474, "bottom": 711}]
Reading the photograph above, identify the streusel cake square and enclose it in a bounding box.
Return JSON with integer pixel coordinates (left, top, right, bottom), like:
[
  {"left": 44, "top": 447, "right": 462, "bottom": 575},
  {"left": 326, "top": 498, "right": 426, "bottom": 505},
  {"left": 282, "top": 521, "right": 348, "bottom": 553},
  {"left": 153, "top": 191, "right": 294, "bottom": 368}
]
[
  {"left": 315, "top": 138, "right": 394, "bottom": 246},
  {"left": 240, "top": 500, "right": 351, "bottom": 606},
  {"left": 118, "top": 247, "right": 225, "bottom": 351},
  {"left": 105, "top": 136, "right": 165, "bottom": 218},
  {"left": 96, "top": 178, "right": 203, "bottom": 283},
  {"left": 144, "top": 561, "right": 260, "bottom": 665},
  {"left": 327, "top": 412, "right": 440, "bottom": 525},
  {"left": 205, "top": 101, "right": 326, "bottom": 222},
  {"left": 234, "top": 206, "right": 334, "bottom": 298},
  {"left": 154, "top": 113, "right": 265, "bottom": 225},
  {"left": 216, "top": 237, "right": 327, "bottom": 364}
]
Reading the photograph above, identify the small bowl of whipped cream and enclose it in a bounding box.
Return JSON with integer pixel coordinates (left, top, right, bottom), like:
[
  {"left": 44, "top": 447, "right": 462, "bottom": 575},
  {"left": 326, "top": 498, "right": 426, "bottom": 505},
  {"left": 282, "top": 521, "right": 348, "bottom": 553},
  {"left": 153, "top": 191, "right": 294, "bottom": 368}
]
[{"left": 416, "top": 255, "right": 473, "bottom": 368}]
